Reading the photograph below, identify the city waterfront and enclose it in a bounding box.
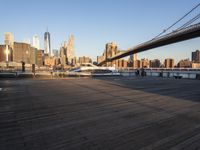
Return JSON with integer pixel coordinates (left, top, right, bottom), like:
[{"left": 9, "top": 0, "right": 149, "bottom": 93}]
[
  {"left": 0, "top": 77, "right": 200, "bottom": 150},
  {"left": 0, "top": 1, "right": 200, "bottom": 150}
]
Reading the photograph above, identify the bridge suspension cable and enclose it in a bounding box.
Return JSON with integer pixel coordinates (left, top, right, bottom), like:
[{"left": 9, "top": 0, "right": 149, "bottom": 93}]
[
  {"left": 176, "top": 13, "right": 200, "bottom": 30},
  {"left": 154, "top": 2, "right": 200, "bottom": 39}
]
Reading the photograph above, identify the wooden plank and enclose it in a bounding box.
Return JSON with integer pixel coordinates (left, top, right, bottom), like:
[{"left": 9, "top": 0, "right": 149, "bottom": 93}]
[{"left": 0, "top": 77, "right": 200, "bottom": 150}]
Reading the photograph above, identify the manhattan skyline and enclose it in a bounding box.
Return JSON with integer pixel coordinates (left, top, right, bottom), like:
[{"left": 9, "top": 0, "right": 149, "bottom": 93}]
[{"left": 0, "top": 0, "right": 199, "bottom": 62}]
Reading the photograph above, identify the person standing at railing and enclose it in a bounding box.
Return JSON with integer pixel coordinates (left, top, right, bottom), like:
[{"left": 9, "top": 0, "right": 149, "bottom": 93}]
[{"left": 136, "top": 69, "right": 139, "bottom": 76}]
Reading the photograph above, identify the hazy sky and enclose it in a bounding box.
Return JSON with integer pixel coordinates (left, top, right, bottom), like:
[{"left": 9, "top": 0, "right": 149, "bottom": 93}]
[{"left": 0, "top": 0, "right": 199, "bottom": 62}]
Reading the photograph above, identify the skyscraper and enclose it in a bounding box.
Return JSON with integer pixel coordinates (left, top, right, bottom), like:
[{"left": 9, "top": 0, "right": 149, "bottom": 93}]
[
  {"left": 44, "top": 30, "right": 51, "bottom": 56},
  {"left": 62, "top": 34, "right": 75, "bottom": 65},
  {"left": 66, "top": 34, "right": 75, "bottom": 63},
  {"left": 32, "top": 34, "right": 40, "bottom": 49}
]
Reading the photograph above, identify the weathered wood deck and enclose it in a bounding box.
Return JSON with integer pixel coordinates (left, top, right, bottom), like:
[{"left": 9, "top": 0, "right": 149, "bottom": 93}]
[{"left": 0, "top": 77, "right": 200, "bottom": 150}]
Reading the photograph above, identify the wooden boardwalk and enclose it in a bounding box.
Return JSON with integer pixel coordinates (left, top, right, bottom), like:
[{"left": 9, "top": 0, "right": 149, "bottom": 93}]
[{"left": 0, "top": 77, "right": 200, "bottom": 150}]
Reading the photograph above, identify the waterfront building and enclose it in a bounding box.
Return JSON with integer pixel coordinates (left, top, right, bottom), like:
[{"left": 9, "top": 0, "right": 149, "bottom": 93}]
[
  {"left": 0, "top": 45, "right": 13, "bottom": 62},
  {"left": 60, "top": 55, "right": 67, "bottom": 66},
  {"left": 177, "top": 59, "right": 192, "bottom": 68},
  {"left": 164, "top": 58, "right": 174, "bottom": 68},
  {"left": 192, "top": 50, "right": 200, "bottom": 63},
  {"left": 115, "top": 59, "right": 128, "bottom": 68},
  {"left": 54, "top": 57, "right": 60, "bottom": 66},
  {"left": 13, "top": 42, "right": 31, "bottom": 64},
  {"left": 97, "top": 52, "right": 106, "bottom": 65},
  {"left": 140, "top": 58, "right": 149, "bottom": 68},
  {"left": 30, "top": 47, "right": 37, "bottom": 65},
  {"left": 117, "top": 59, "right": 122, "bottom": 68},
  {"left": 192, "top": 63, "right": 200, "bottom": 68},
  {"left": 136, "top": 60, "right": 141, "bottom": 68},
  {"left": 132, "top": 54, "right": 138, "bottom": 68},
  {"left": 44, "top": 56, "right": 55, "bottom": 67},
  {"left": 71, "top": 57, "right": 77, "bottom": 66},
  {"left": 128, "top": 59, "right": 141, "bottom": 68},
  {"left": 78, "top": 56, "right": 92, "bottom": 64},
  {"left": 150, "top": 59, "right": 161, "bottom": 68},
  {"left": 36, "top": 50, "right": 44, "bottom": 67},
  {"left": 129, "top": 54, "right": 139, "bottom": 68},
  {"left": 13, "top": 42, "right": 38, "bottom": 65}
]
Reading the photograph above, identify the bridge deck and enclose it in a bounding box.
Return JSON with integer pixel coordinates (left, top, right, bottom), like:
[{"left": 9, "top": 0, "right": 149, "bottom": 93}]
[
  {"left": 98, "top": 23, "right": 200, "bottom": 65},
  {"left": 0, "top": 77, "right": 200, "bottom": 150}
]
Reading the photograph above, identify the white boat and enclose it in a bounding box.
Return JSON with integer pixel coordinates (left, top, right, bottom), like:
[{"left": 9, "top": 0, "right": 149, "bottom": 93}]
[{"left": 67, "top": 63, "right": 120, "bottom": 77}]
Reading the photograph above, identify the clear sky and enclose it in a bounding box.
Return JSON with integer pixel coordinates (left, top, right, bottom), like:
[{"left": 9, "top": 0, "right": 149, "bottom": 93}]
[{"left": 0, "top": 0, "right": 199, "bottom": 63}]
